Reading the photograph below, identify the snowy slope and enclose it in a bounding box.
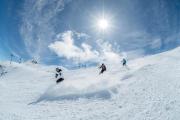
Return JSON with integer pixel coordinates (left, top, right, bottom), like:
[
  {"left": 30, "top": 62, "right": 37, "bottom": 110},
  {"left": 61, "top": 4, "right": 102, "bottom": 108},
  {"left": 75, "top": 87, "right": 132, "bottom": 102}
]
[{"left": 1, "top": 47, "right": 180, "bottom": 120}]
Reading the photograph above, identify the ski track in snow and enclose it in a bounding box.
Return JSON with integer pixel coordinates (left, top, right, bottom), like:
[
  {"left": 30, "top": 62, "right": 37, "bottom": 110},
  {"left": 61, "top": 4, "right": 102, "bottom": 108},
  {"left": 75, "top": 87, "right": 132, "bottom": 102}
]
[{"left": 1, "top": 47, "right": 180, "bottom": 119}]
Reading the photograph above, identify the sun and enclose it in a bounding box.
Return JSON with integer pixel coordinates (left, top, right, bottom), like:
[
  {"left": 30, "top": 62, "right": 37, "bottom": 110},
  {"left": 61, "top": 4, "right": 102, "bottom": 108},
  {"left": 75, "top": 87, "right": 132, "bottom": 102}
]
[{"left": 98, "top": 18, "right": 109, "bottom": 30}]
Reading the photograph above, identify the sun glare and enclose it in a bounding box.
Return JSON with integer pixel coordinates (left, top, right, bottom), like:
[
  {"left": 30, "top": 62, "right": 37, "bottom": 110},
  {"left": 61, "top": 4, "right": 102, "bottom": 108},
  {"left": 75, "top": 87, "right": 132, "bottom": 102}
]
[{"left": 98, "top": 18, "right": 109, "bottom": 30}]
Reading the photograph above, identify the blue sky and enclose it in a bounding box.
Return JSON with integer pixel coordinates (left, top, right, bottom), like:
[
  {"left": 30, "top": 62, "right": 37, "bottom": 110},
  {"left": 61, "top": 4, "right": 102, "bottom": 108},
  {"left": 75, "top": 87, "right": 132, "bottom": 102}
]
[{"left": 0, "top": 0, "right": 180, "bottom": 67}]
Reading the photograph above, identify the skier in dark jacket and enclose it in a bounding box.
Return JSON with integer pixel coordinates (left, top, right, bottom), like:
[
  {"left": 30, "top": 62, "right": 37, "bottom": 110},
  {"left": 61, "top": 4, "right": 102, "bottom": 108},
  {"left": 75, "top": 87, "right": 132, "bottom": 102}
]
[
  {"left": 55, "top": 68, "right": 62, "bottom": 78},
  {"left": 122, "top": 58, "right": 127, "bottom": 66},
  {"left": 99, "top": 63, "right": 106, "bottom": 74},
  {"left": 55, "top": 68, "right": 64, "bottom": 84}
]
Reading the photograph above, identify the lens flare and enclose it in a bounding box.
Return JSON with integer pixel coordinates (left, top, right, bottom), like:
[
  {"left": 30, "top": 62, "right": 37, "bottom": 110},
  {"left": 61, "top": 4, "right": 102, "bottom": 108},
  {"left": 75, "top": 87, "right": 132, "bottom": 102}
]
[{"left": 98, "top": 18, "right": 108, "bottom": 30}]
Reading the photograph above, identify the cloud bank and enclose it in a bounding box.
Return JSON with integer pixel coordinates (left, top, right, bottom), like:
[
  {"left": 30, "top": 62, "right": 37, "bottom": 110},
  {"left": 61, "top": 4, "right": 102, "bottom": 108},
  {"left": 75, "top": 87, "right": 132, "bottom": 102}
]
[
  {"left": 49, "top": 31, "right": 121, "bottom": 63},
  {"left": 49, "top": 31, "right": 99, "bottom": 62}
]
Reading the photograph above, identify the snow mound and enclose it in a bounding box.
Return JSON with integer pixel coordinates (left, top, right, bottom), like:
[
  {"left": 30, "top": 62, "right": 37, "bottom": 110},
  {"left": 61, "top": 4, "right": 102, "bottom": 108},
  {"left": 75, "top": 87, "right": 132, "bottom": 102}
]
[
  {"left": 33, "top": 85, "right": 113, "bottom": 103},
  {"left": 31, "top": 67, "right": 124, "bottom": 102}
]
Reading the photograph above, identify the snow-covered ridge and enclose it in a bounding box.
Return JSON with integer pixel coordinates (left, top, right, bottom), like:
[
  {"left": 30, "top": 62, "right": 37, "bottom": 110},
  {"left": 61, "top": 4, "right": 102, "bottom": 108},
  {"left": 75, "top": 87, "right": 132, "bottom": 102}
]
[{"left": 1, "top": 47, "right": 180, "bottom": 120}]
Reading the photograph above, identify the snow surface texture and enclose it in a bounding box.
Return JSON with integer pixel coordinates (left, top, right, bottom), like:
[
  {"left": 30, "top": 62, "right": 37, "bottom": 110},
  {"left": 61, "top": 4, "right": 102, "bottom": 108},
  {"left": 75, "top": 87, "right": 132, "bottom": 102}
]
[{"left": 1, "top": 47, "right": 180, "bottom": 120}]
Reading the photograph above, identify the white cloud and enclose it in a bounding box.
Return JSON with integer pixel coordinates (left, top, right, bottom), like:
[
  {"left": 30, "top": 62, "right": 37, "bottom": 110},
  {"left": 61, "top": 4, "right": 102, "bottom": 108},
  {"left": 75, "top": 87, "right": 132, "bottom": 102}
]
[
  {"left": 150, "top": 38, "right": 162, "bottom": 49},
  {"left": 48, "top": 31, "right": 99, "bottom": 62},
  {"left": 49, "top": 31, "right": 122, "bottom": 63},
  {"left": 96, "top": 39, "right": 122, "bottom": 63}
]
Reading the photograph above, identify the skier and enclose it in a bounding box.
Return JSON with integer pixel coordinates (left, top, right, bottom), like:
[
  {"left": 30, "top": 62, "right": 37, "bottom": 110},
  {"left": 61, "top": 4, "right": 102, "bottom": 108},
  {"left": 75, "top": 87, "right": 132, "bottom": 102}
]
[
  {"left": 55, "top": 67, "right": 64, "bottom": 84},
  {"left": 0, "top": 65, "right": 7, "bottom": 77},
  {"left": 122, "top": 58, "right": 127, "bottom": 66},
  {"left": 99, "top": 63, "right": 106, "bottom": 74},
  {"left": 55, "top": 68, "right": 62, "bottom": 78}
]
